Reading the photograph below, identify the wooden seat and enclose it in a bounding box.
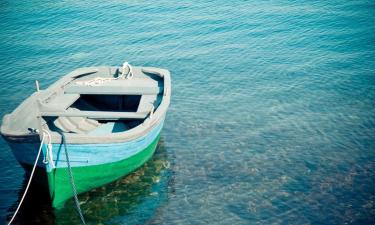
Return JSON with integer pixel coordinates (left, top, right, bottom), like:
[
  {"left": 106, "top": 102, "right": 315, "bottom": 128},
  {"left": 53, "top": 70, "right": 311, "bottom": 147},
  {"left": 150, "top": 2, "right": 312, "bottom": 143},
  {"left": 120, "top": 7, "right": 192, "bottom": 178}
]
[
  {"left": 43, "top": 94, "right": 80, "bottom": 111},
  {"left": 64, "top": 78, "right": 163, "bottom": 95},
  {"left": 41, "top": 110, "right": 149, "bottom": 120}
]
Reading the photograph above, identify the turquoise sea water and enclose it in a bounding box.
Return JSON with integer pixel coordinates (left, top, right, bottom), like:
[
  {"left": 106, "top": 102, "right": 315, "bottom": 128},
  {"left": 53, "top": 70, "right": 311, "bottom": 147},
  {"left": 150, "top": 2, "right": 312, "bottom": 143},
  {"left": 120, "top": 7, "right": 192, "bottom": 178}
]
[{"left": 1, "top": 0, "right": 375, "bottom": 224}]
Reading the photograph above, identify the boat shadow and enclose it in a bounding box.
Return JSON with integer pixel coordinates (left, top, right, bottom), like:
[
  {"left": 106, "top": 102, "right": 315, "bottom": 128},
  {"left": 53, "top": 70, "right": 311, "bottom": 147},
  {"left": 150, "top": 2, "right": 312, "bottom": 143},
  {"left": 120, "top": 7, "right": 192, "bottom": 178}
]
[
  {"left": 5, "top": 172, "right": 55, "bottom": 225},
  {"left": 6, "top": 137, "right": 173, "bottom": 225}
]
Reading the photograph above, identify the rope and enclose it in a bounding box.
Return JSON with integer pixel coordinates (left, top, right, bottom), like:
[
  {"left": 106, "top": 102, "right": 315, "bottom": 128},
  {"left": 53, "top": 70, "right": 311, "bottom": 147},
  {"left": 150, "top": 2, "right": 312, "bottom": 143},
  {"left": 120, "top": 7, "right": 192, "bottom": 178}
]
[
  {"left": 60, "top": 132, "right": 87, "bottom": 225},
  {"left": 8, "top": 134, "right": 45, "bottom": 225},
  {"left": 121, "top": 61, "right": 133, "bottom": 79},
  {"left": 75, "top": 61, "right": 133, "bottom": 86},
  {"left": 42, "top": 130, "right": 54, "bottom": 168}
]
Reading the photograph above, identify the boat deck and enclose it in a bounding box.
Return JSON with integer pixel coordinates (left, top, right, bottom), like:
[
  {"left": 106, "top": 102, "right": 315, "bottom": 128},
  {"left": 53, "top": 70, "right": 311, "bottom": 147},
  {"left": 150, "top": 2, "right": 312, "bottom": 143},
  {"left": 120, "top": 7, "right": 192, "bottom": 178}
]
[{"left": 0, "top": 64, "right": 171, "bottom": 143}]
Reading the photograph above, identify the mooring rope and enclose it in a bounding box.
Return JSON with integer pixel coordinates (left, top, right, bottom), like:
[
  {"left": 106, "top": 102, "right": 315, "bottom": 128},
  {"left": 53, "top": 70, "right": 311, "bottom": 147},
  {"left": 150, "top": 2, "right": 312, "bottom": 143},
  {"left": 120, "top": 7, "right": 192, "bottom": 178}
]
[
  {"left": 8, "top": 133, "right": 45, "bottom": 225},
  {"left": 75, "top": 61, "right": 133, "bottom": 86},
  {"left": 60, "top": 132, "right": 87, "bottom": 225}
]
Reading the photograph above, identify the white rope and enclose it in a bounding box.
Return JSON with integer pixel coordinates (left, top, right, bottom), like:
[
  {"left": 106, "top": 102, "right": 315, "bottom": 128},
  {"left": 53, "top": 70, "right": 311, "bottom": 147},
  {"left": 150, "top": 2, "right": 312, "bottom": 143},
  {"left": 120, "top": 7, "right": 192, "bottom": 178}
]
[
  {"left": 42, "top": 130, "right": 55, "bottom": 168},
  {"left": 8, "top": 133, "right": 46, "bottom": 225},
  {"left": 75, "top": 77, "right": 114, "bottom": 87},
  {"left": 121, "top": 61, "right": 133, "bottom": 79},
  {"left": 75, "top": 61, "right": 133, "bottom": 86}
]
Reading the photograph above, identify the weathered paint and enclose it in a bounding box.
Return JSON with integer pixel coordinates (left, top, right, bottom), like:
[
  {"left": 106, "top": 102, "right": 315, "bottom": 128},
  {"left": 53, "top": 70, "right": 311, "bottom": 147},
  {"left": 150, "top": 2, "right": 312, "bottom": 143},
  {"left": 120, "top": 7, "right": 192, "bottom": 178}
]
[{"left": 6, "top": 120, "right": 164, "bottom": 208}]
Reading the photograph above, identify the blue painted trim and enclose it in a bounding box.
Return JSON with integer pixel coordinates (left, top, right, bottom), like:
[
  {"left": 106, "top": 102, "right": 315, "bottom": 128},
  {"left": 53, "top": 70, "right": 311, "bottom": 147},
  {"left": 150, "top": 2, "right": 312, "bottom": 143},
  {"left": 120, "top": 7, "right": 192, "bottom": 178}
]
[
  {"left": 7, "top": 120, "right": 164, "bottom": 174},
  {"left": 45, "top": 120, "right": 164, "bottom": 171}
]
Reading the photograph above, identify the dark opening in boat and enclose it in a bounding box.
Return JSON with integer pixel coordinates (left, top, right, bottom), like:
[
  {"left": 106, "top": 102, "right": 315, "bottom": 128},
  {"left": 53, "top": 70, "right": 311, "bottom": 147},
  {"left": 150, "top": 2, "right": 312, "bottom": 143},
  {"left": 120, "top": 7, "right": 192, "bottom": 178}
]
[
  {"left": 46, "top": 94, "right": 146, "bottom": 134},
  {"left": 72, "top": 94, "right": 142, "bottom": 112}
]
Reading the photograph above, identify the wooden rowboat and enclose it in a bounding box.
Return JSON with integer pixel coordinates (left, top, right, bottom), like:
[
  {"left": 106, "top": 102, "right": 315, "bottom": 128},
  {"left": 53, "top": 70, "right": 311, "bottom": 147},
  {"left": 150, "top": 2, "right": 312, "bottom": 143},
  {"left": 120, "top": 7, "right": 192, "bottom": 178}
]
[{"left": 0, "top": 62, "right": 171, "bottom": 208}]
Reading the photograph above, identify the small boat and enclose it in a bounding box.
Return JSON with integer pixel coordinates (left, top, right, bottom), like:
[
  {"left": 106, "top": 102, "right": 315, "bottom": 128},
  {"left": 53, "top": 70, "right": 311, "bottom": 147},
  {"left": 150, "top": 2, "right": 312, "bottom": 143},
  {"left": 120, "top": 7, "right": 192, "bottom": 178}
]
[{"left": 0, "top": 62, "right": 171, "bottom": 208}]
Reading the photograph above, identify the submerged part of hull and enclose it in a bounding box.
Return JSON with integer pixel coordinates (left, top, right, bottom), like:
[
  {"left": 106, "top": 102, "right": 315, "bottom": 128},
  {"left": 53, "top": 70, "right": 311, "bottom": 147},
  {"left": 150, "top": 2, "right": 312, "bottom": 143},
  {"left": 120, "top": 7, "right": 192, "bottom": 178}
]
[{"left": 48, "top": 134, "right": 161, "bottom": 208}]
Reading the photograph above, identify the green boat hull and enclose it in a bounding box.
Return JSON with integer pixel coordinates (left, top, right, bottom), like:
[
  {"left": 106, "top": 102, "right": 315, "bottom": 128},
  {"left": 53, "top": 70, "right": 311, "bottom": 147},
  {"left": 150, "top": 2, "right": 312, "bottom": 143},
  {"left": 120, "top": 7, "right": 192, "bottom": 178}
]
[{"left": 48, "top": 134, "right": 160, "bottom": 208}]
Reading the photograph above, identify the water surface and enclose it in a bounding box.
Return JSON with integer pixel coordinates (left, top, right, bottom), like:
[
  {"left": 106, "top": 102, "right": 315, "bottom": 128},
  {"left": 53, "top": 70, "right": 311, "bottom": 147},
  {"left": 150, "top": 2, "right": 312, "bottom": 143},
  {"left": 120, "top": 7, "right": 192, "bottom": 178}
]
[{"left": 0, "top": 0, "right": 375, "bottom": 224}]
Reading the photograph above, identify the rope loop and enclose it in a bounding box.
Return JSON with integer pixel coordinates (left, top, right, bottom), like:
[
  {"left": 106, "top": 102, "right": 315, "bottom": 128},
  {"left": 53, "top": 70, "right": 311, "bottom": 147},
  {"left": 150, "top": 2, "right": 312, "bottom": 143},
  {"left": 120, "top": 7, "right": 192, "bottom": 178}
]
[
  {"left": 42, "top": 130, "right": 55, "bottom": 168},
  {"left": 121, "top": 61, "right": 133, "bottom": 79}
]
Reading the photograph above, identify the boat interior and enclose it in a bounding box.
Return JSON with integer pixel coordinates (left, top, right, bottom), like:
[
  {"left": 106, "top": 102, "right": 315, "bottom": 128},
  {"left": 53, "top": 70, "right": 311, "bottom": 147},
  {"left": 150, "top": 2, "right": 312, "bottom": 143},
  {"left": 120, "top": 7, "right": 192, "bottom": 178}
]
[{"left": 0, "top": 64, "right": 169, "bottom": 138}]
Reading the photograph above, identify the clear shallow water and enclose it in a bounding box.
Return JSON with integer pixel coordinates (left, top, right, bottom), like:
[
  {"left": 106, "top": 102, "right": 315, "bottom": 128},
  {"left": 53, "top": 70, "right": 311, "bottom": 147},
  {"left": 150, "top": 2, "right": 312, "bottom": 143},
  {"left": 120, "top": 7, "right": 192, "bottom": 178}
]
[{"left": 0, "top": 0, "right": 375, "bottom": 224}]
